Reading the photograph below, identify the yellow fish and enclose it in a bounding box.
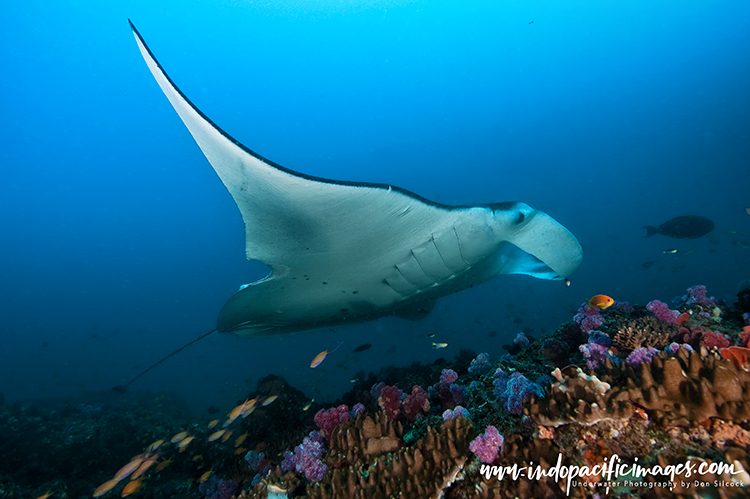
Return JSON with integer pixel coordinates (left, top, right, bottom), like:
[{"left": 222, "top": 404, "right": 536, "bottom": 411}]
[
  {"left": 235, "top": 432, "right": 249, "bottom": 447},
  {"left": 176, "top": 436, "right": 194, "bottom": 449},
  {"left": 199, "top": 470, "right": 214, "bottom": 484},
  {"left": 207, "top": 419, "right": 219, "bottom": 429},
  {"left": 432, "top": 342, "right": 448, "bottom": 349},
  {"left": 93, "top": 480, "right": 118, "bottom": 498},
  {"left": 207, "top": 429, "right": 226, "bottom": 442},
  {"left": 302, "top": 399, "right": 314, "bottom": 411},
  {"left": 170, "top": 431, "right": 188, "bottom": 444},
  {"left": 261, "top": 395, "right": 278, "bottom": 406},
  {"left": 146, "top": 439, "right": 164, "bottom": 452},
  {"left": 155, "top": 458, "right": 173, "bottom": 472}
]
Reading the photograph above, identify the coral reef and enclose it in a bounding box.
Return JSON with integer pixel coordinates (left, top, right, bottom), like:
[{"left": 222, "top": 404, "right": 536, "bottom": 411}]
[
  {"left": 611, "top": 316, "right": 675, "bottom": 354},
  {"left": 6, "top": 284, "right": 750, "bottom": 499}
]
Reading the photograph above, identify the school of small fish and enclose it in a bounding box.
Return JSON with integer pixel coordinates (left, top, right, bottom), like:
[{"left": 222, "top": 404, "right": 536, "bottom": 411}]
[{"left": 90, "top": 392, "right": 278, "bottom": 497}]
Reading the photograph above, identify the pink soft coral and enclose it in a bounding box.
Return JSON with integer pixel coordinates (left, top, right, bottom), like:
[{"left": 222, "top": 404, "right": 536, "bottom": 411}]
[
  {"left": 470, "top": 426, "right": 504, "bottom": 464},
  {"left": 701, "top": 330, "right": 730, "bottom": 349},
  {"left": 314, "top": 405, "right": 350, "bottom": 439},
  {"left": 647, "top": 300, "right": 679, "bottom": 323},
  {"left": 403, "top": 386, "right": 430, "bottom": 420},
  {"left": 378, "top": 385, "right": 402, "bottom": 420}
]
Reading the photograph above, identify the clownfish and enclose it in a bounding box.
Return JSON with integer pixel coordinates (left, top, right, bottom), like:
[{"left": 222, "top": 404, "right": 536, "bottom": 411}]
[{"left": 588, "top": 294, "right": 614, "bottom": 310}]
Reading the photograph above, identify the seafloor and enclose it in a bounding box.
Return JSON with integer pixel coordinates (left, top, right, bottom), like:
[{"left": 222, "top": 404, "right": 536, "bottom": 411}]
[{"left": 2, "top": 285, "right": 750, "bottom": 499}]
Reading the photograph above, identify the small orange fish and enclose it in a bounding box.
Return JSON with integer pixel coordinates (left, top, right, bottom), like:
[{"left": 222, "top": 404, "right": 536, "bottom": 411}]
[
  {"left": 228, "top": 399, "right": 249, "bottom": 421},
  {"left": 93, "top": 479, "right": 119, "bottom": 498},
  {"left": 192, "top": 454, "right": 203, "bottom": 462},
  {"left": 221, "top": 417, "right": 234, "bottom": 428},
  {"left": 198, "top": 470, "right": 214, "bottom": 484},
  {"left": 208, "top": 429, "right": 226, "bottom": 442},
  {"left": 235, "top": 432, "right": 249, "bottom": 447},
  {"left": 155, "top": 458, "right": 173, "bottom": 472},
  {"left": 207, "top": 419, "right": 219, "bottom": 429},
  {"left": 114, "top": 458, "right": 143, "bottom": 481},
  {"left": 221, "top": 430, "right": 233, "bottom": 442},
  {"left": 176, "top": 435, "right": 194, "bottom": 449},
  {"left": 146, "top": 439, "right": 164, "bottom": 452},
  {"left": 121, "top": 479, "right": 143, "bottom": 497},
  {"left": 310, "top": 341, "right": 344, "bottom": 368},
  {"left": 234, "top": 447, "right": 247, "bottom": 455},
  {"left": 261, "top": 395, "right": 277, "bottom": 406},
  {"left": 240, "top": 398, "right": 258, "bottom": 418},
  {"left": 170, "top": 431, "right": 188, "bottom": 443},
  {"left": 131, "top": 455, "right": 158, "bottom": 480},
  {"left": 588, "top": 294, "right": 614, "bottom": 310},
  {"left": 241, "top": 405, "right": 256, "bottom": 418},
  {"left": 35, "top": 490, "right": 54, "bottom": 499}
]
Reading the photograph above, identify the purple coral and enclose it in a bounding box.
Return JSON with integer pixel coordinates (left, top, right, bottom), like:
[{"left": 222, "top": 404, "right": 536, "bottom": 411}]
[
  {"left": 442, "top": 405, "right": 470, "bottom": 421},
  {"left": 580, "top": 338, "right": 620, "bottom": 370},
  {"left": 470, "top": 426, "right": 504, "bottom": 464},
  {"left": 281, "top": 431, "right": 327, "bottom": 482},
  {"left": 468, "top": 353, "right": 492, "bottom": 375},
  {"left": 513, "top": 332, "right": 530, "bottom": 349},
  {"left": 198, "top": 476, "right": 237, "bottom": 499},
  {"left": 685, "top": 285, "right": 719, "bottom": 306},
  {"left": 449, "top": 383, "right": 468, "bottom": 406},
  {"left": 626, "top": 347, "right": 659, "bottom": 366},
  {"left": 574, "top": 303, "right": 605, "bottom": 333},
  {"left": 499, "top": 372, "right": 544, "bottom": 415},
  {"left": 350, "top": 403, "right": 365, "bottom": 418},
  {"left": 646, "top": 300, "right": 679, "bottom": 323},
  {"left": 440, "top": 369, "right": 458, "bottom": 384},
  {"left": 314, "top": 404, "right": 350, "bottom": 438}
]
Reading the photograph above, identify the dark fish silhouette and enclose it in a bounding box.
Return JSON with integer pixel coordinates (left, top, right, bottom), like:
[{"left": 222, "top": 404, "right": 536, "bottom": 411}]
[
  {"left": 353, "top": 343, "right": 372, "bottom": 353},
  {"left": 643, "top": 216, "right": 714, "bottom": 239}
]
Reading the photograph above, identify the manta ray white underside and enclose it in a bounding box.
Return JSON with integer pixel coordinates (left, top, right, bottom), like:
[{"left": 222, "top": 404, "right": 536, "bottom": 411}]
[{"left": 130, "top": 21, "right": 583, "bottom": 336}]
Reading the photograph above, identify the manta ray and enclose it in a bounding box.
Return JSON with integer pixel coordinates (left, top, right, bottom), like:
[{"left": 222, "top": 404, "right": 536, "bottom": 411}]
[{"left": 130, "top": 21, "right": 583, "bottom": 337}]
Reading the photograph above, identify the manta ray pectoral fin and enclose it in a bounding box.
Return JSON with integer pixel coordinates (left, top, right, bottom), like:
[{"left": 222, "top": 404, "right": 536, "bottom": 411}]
[{"left": 392, "top": 299, "right": 437, "bottom": 321}]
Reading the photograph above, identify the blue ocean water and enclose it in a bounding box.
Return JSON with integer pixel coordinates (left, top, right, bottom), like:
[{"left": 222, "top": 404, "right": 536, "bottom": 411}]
[{"left": 1, "top": 0, "right": 748, "bottom": 416}]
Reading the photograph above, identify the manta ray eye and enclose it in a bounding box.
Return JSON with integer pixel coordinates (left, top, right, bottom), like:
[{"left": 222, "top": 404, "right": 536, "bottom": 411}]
[{"left": 515, "top": 212, "right": 526, "bottom": 224}]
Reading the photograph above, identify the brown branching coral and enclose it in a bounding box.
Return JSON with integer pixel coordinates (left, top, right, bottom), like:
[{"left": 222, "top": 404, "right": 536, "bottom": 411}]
[
  {"left": 612, "top": 316, "right": 674, "bottom": 355},
  {"left": 530, "top": 347, "right": 750, "bottom": 430},
  {"left": 619, "top": 347, "right": 750, "bottom": 426},
  {"left": 527, "top": 368, "right": 634, "bottom": 427},
  {"left": 245, "top": 414, "right": 475, "bottom": 499},
  {"left": 310, "top": 416, "right": 475, "bottom": 499}
]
